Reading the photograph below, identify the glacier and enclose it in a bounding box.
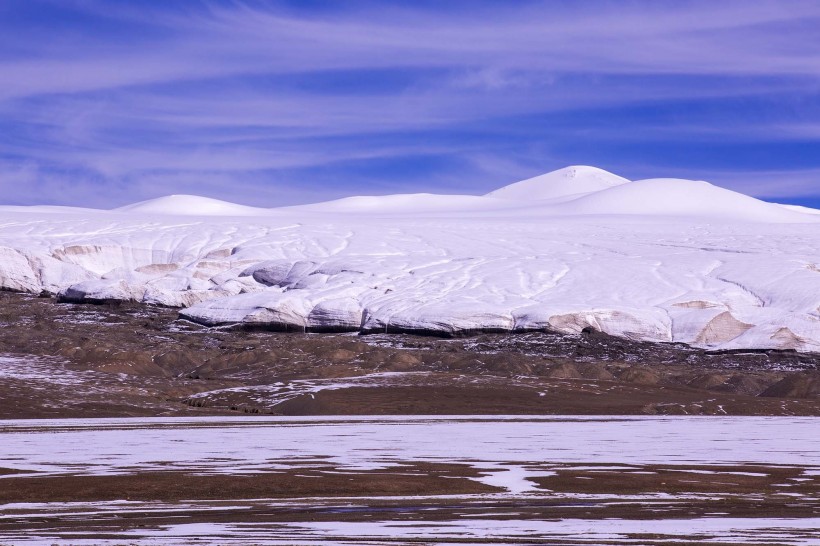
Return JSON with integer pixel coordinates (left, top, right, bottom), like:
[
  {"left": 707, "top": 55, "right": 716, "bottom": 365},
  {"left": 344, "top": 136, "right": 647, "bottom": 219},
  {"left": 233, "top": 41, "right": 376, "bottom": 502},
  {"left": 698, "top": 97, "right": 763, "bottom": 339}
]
[{"left": 1, "top": 166, "right": 819, "bottom": 351}]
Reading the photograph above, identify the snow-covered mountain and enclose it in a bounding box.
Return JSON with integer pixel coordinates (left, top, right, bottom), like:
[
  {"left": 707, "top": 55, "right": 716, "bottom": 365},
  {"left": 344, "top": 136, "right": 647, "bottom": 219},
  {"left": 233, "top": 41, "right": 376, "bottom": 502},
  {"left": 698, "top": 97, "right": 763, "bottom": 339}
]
[
  {"left": 115, "top": 194, "right": 271, "bottom": 216},
  {"left": 486, "top": 165, "right": 631, "bottom": 201},
  {"left": 1, "top": 166, "right": 819, "bottom": 351}
]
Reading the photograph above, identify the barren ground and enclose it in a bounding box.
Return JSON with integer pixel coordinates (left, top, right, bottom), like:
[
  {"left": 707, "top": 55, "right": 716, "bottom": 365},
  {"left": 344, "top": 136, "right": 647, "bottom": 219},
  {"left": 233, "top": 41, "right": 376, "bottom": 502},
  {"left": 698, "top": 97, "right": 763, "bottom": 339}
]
[{"left": 0, "top": 291, "right": 817, "bottom": 418}]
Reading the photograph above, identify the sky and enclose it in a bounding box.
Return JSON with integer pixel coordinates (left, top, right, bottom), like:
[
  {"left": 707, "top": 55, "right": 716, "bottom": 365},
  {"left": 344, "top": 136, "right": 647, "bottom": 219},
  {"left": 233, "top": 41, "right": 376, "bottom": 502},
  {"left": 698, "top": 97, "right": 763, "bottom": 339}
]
[{"left": 1, "top": 0, "right": 819, "bottom": 208}]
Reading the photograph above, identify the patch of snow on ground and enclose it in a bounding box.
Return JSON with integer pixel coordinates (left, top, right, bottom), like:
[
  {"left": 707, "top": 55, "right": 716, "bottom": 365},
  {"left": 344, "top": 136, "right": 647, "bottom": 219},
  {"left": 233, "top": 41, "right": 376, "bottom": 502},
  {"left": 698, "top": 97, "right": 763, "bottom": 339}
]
[{"left": 185, "top": 372, "right": 429, "bottom": 407}]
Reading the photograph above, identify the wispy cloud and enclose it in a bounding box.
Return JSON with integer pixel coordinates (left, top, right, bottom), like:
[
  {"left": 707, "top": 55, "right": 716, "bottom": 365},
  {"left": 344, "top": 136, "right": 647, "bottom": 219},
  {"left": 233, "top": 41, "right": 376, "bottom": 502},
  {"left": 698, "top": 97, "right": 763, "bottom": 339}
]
[{"left": 0, "top": 0, "right": 819, "bottom": 207}]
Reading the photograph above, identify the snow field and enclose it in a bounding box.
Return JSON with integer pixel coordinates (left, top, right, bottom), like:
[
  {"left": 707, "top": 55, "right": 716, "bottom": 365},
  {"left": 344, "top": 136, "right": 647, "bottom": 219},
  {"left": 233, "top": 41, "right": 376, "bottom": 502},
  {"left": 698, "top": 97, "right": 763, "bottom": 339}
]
[{"left": 0, "top": 166, "right": 818, "bottom": 350}]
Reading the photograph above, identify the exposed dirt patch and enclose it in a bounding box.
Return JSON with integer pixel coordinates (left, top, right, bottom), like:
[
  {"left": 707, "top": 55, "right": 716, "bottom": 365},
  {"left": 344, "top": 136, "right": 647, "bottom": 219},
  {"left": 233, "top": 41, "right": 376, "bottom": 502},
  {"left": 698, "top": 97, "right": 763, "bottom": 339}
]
[
  {"left": 536, "top": 463, "right": 819, "bottom": 497},
  {"left": 0, "top": 463, "right": 497, "bottom": 504}
]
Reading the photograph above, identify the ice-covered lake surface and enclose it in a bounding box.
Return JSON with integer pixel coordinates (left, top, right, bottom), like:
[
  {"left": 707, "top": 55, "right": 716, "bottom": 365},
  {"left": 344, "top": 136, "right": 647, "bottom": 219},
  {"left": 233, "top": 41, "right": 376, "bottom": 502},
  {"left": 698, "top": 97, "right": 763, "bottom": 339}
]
[
  {"left": 2, "top": 165, "right": 820, "bottom": 351},
  {"left": 1, "top": 416, "right": 818, "bottom": 545},
  {"left": 2, "top": 415, "right": 819, "bottom": 475}
]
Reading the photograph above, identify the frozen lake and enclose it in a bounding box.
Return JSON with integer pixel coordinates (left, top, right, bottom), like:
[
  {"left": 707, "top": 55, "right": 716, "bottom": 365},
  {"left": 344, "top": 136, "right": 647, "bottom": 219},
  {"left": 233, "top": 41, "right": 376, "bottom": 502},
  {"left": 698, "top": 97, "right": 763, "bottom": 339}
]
[
  {"left": 1, "top": 415, "right": 819, "bottom": 475},
  {"left": 1, "top": 416, "right": 818, "bottom": 545}
]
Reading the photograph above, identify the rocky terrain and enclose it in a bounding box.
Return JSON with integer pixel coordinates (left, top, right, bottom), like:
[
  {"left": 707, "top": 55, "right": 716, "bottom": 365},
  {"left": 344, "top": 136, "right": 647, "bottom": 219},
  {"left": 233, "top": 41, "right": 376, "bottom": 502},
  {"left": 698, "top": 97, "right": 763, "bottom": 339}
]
[{"left": 1, "top": 292, "right": 817, "bottom": 418}]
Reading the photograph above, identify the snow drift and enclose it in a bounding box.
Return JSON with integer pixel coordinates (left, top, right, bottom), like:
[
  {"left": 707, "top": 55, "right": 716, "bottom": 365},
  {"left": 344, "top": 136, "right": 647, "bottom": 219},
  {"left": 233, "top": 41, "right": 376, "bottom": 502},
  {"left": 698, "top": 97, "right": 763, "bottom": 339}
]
[
  {"left": 116, "top": 194, "right": 271, "bottom": 216},
  {"left": 0, "top": 166, "right": 818, "bottom": 352}
]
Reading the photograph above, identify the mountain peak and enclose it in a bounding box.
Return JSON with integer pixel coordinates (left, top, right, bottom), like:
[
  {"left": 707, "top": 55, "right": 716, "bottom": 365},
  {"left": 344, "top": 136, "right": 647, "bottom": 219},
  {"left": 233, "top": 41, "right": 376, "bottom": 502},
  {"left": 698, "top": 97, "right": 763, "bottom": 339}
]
[{"left": 486, "top": 166, "right": 631, "bottom": 201}]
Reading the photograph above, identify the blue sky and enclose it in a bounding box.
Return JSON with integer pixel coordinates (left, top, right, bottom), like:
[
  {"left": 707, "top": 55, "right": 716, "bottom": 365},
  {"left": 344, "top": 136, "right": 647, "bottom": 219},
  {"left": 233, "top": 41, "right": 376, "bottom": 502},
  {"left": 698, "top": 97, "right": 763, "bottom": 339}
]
[{"left": 1, "top": 0, "right": 819, "bottom": 208}]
